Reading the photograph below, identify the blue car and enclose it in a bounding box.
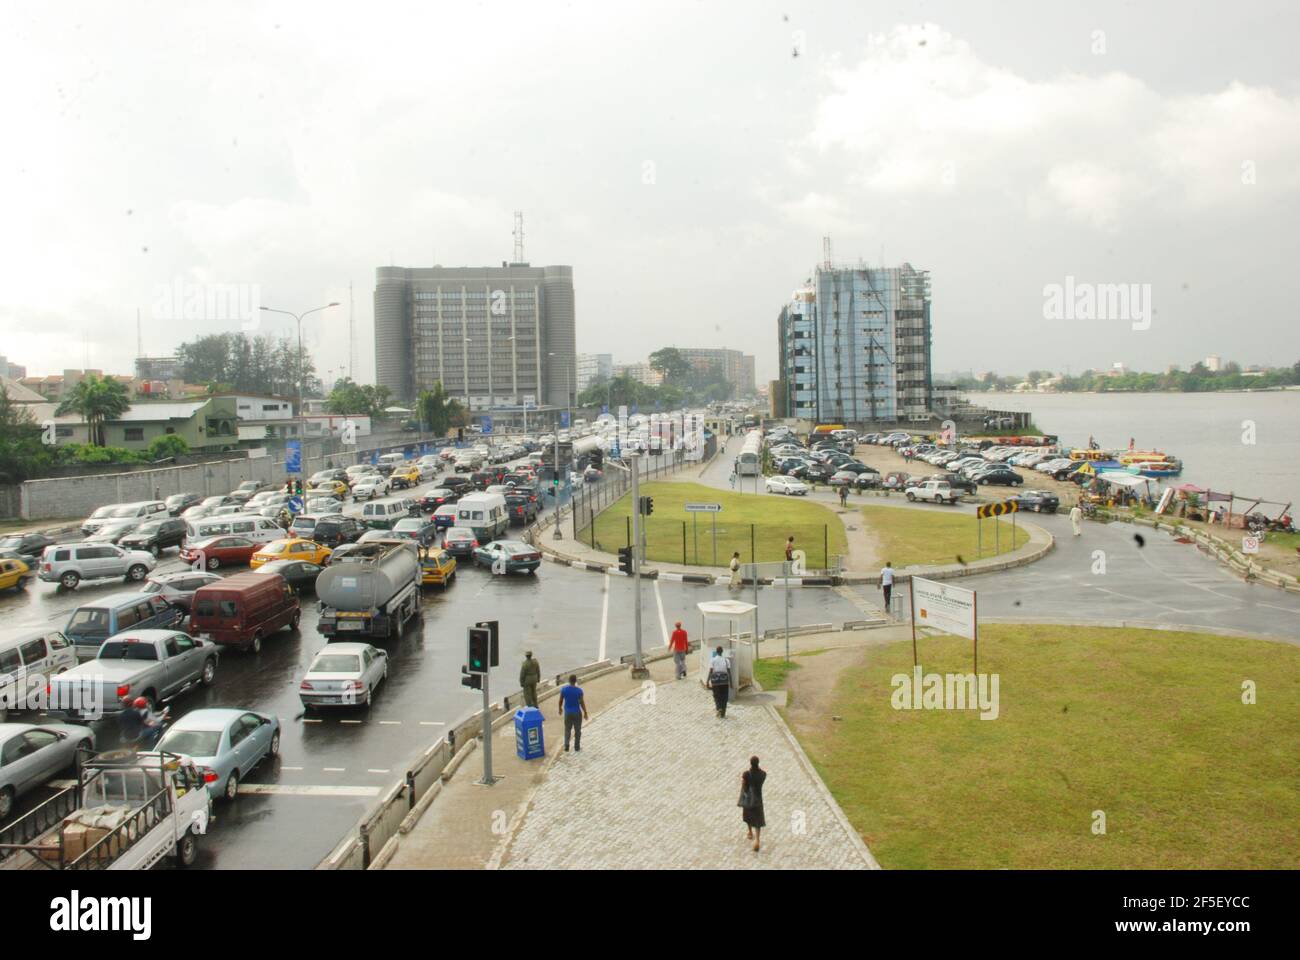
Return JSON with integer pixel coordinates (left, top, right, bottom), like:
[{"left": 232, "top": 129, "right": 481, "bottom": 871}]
[{"left": 150, "top": 708, "right": 280, "bottom": 801}]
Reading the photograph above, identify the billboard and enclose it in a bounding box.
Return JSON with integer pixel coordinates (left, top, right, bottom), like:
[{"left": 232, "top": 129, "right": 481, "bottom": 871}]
[{"left": 911, "top": 577, "right": 976, "bottom": 641}]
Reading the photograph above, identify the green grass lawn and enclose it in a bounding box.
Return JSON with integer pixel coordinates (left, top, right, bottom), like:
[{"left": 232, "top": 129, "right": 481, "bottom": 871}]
[
  {"left": 798, "top": 625, "right": 1300, "bottom": 869},
  {"left": 858, "top": 504, "right": 1028, "bottom": 568},
  {"left": 585, "top": 482, "right": 847, "bottom": 569},
  {"left": 753, "top": 657, "right": 802, "bottom": 691}
]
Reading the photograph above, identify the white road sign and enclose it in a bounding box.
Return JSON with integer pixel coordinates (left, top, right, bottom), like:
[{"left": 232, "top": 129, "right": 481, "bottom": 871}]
[
  {"left": 911, "top": 577, "right": 977, "bottom": 641},
  {"left": 684, "top": 502, "right": 722, "bottom": 513},
  {"left": 1242, "top": 536, "right": 1260, "bottom": 555}
]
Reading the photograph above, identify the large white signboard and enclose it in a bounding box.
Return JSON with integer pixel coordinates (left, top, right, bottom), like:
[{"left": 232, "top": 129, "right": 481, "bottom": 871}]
[{"left": 911, "top": 577, "right": 977, "bottom": 641}]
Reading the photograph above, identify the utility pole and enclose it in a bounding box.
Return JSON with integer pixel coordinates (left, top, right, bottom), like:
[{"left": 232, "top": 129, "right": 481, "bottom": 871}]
[{"left": 628, "top": 451, "right": 648, "bottom": 678}]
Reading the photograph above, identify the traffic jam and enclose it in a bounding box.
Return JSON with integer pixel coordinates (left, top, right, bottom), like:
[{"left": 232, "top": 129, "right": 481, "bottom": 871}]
[{"left": 0, "top": 434, "right": 572, "bottom": 870}]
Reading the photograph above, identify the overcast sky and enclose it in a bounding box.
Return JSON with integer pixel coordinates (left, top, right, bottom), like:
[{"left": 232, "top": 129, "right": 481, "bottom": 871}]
[{"left": 2, "top": 0, "right": 1297, "bottom": 385}]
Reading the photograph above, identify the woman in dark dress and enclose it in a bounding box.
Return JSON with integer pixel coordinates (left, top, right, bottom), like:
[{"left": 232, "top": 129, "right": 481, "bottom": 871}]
[{"left": 741, "top": 755, "right": 767, "bottom": 851}]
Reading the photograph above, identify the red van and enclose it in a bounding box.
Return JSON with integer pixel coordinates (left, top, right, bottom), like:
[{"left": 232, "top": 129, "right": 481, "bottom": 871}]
[{"left": 190, "top": 571, "right": 301, "bottom": 653}]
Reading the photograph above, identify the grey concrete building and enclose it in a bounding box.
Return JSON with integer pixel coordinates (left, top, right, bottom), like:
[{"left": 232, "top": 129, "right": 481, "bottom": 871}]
[{"left": 374, "top": 263, "right": 576, "bottom": 408}]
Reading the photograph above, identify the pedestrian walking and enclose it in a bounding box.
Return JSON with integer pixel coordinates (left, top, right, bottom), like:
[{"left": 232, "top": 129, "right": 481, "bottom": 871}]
[
  {"left": 729, "top": 464, "right": 737, "bottom": 489},
  {"left": 669, "top": 621, "right": 689, "bottom": 679},
  {"left": 739, "top": 755, "right": 767, "bottom": 852},
  {"left": 1069, "top": 502, "right": 1083, "bottom": 537},
  {"left": 519, "top": 650, "right": 541, "bottom": 707},
  {"left": 838, "top": 484, "right": 848, "bottom": 507},
  {"left": 880, "top": 561, "right": 894, "bottom": 615},
  {"left": 559, "top": 674, "right": 588, "bottom": 751},
  {"left": 728, "top": 551, "right": 742, "bottom": 591},
  {"left": 709, "top": 646, "right": 731, "bottom": 718},
  {"left": 784, "top": 537, "right": 795, "bottom": 563}
]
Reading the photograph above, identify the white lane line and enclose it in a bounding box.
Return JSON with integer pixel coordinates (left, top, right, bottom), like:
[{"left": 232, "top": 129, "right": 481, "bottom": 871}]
[
  {"left": 339, "top": 719, "right": 363, "bottom": 724},
  {"left": 420, "top": 721, "right": 445, "bottom": 726},
  {"left": 322, "top": 767, "right": 346, "bottom": 772},
  {"left": 238, "top": 784, "right": 381, "bottom": 798},
  {"left": 654, "top": 577, "right": 669, "bottom": 645},
  {"left": 367, "top": 768, "right": 390, "bottom": 774},
  {"left": 303, "top": 718, "right": 323, "bottom": 724},
  {"left": 377, "top": 720, "right": 401, "bottom": 725},
  {"left": 599, "top": 572, "right": 610, "bottom": 661},
  {"left": 280, "top": 766, "right": 304, "bottom": 771}
]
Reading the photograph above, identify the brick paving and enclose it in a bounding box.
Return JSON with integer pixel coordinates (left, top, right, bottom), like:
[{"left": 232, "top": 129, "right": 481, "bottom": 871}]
[{"left": 500, "top": 672, "right": 877, "bottom": 870}]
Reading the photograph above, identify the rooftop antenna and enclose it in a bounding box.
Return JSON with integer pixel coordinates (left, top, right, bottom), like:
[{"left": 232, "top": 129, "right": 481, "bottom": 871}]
[
  {"left": 513, "top": 211, "right": 525, "bottom": 263},
  {"left": 822, "top": 235, "right": 833, "bottom": 270}
]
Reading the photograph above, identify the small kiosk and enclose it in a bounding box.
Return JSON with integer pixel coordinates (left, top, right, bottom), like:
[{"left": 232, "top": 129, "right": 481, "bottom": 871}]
[{"left": 696, "top": 599, "right": 757, "bottom": 701}]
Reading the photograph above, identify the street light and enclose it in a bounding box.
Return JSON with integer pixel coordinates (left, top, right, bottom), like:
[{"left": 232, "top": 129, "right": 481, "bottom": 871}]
[
  {"left": 260, "top": 302, "right": 339, "bottom": 442},
  {"left": 547, "top": 350, "right": 572, "bottom": 540}
]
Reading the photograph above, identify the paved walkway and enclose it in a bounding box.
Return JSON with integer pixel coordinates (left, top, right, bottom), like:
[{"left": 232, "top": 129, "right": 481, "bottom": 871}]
[{"left": 383, "top": 636, "right": 881, "bottom": 870}]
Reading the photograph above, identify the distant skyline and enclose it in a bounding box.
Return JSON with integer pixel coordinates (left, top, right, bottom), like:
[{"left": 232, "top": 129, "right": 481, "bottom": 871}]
[{"left": 2, "top": 1, "right": 1297, "bottom": 386}]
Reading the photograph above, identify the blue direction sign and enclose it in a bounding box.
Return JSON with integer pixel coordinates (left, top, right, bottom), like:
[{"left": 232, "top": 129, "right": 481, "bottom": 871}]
[
  {"left": 285, "top": 440, "right": 302, "bottom": 474},
  {"left": 480, "top": 416, "right": 493, "bottom": 435},
  {"left": 560, "top": 410, "right": 570, "bottom": 428},
  {"left": 287, "top": 496, "right": 304, "bottom": 515},
  {"left": 601, "top": 404, "right": 609, "bottom": 416}
]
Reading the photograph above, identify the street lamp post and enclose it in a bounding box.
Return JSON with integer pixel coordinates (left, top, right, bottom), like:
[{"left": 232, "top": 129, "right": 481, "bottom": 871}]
[
  {"left": 548, "top": 351, "right": 572, "bottom": 539},
  {"left": 260, "top": 302, "right": 339, "bottom": 446}
]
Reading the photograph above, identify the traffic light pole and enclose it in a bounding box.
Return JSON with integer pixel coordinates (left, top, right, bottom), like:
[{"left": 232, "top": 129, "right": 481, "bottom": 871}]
[
  {"left": 629, "top": 452, "right": 647, "bottom": 678},
  {"left": 478, "top": 671, "right": 497, "bottom": 786}
]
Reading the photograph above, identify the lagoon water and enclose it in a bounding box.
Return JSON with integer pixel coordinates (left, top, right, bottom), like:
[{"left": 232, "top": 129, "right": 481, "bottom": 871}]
[{"left": 974, "top": 390, "right": 1300, "bottom": 510}]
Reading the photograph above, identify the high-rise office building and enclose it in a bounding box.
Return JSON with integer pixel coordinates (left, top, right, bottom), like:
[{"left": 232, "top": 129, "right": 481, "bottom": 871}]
[
  {"left": 374, "top": 264, "right": 576, "bottom": 407},
  {"left": 777, "top": 263, "right": 933, "bottom": 423},
  {"left": 576, "top": 353, "right": 614, "bottom": 392}
]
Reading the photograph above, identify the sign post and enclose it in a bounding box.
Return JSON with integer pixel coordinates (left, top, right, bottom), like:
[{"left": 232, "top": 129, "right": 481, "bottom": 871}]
[
  {"left": 909, "top": 576, "right": 979, "bottom": 671},
  {"left": 685, "top": 503, "right": 721, "bottom": 567}
]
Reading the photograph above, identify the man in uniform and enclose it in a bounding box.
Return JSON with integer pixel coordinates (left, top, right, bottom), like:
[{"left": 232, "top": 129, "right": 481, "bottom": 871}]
[{"left": 519, "top": 650, "right": 541, "bottom": 708}]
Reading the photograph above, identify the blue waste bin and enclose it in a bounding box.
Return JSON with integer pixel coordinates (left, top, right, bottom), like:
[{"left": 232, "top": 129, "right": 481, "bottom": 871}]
[{"left": 514, "top": 707, "right": 545, "bottom": 760}]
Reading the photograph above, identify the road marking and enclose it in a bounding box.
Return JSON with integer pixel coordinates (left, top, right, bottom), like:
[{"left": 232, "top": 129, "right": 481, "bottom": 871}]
[
  {"left": 339, "top": 719, "right": 363, "bottom": 724},
  {"left": 599, "top": 572, "right": 610, "bottom": 661},
  {"left": 303, "top": 718, "right": 323, "bottom": 723},
  {"left": 420, "top": 721, "right": 445, "bottom": 726},
  {"left": 238, "top": 784, "right": 381, "bottom": 798},
  {"left": 378, "top": 719, "right": 401, "bottom": 725},
  {"left": 322, "top": 767, "right": 346, "bottom": 772},
  {"left": 280, "top": 766, "right": 304, "bottom": 771},
  {"left": 654, "top": 577, "right": 668, "bottom": 644},
  {"left": 367, "top": 768, "right": 390, "bottom": 774}
]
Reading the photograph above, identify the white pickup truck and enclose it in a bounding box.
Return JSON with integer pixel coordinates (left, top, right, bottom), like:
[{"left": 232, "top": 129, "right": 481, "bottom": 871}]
[
  {"left": 48, "top": 629, "right": 219, "bottom": 720},
  {"left": 906, "top": 480, "right": 963, "bottom": 505},
  {"left": 0, "top": 750, "right": 210, "bottom": 870}
]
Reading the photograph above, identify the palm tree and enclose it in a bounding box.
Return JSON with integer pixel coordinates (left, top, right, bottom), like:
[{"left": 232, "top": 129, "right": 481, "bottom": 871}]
[{"left": 56, "top": 374, "right": 131, "bottom": 447}]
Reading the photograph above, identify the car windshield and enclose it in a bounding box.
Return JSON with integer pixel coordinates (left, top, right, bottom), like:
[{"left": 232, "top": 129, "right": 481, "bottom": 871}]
[
  {"left": 134, "top": 521, "right": 162, "bottom": 535},
  {"left": 202, "top": 497, "right": 225, "bottom": 507},
  {"left": 66, "top": 608, "right": 111, "bottom": 634},
  {"left": 312, "top": 655, "right": 360, "bottom": 673},
  {"left": 394, "top": 519, "right": 420, "bottom": 530},
  {"left": 89, "top": 506, "right": 116, "bottom": 519},
  {"left": 157, "top": 729, "right": 222, "bottom": 757},
  {"left": 447, "top": 527, "right": 473, "bottom": 539},
  {"left": 97, "top": 641, "right": 160, "bottom": 660},
  {"left": 111, "top": 505, "right": 140, "bottom": 517}
]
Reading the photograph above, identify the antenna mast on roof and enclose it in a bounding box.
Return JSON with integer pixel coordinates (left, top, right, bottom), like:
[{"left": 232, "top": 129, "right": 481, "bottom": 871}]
[
  {"left": 513, "top": 211, "right": 525, "bottom": 263},
  {"left": 822, "top": 236, "right": 833, "bottom": 271}
]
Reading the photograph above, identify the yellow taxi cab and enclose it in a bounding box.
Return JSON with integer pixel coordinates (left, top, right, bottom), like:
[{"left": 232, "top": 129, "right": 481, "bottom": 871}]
[
  {"left": 250, "top": 537, "right": 333, "bottom": 569},
  {"left": 309, "top": 480, "right": 349, "bottom": 498},
  {"left": 390, "top": 465, "right": 421, "bottom": 490},
  {"left": 418, "top": 546, "right": 457, "bottom": 588},
  {"left": 0, "top": 557, "right": 32, "bottom": 592}
]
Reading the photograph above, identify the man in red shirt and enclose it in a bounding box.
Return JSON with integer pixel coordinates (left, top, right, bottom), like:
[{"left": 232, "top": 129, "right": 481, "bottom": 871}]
[{"left": 669, "top": 621, "right": 689, "bottom": 680}]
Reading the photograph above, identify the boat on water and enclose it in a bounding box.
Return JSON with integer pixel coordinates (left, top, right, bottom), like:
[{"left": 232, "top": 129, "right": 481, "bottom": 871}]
[
  {"left": 1127, "top": 461, "right": 1183, "bottom": 478},
  {"left": 1071, "top": 448, "right": 1183, "bottom": 476}
]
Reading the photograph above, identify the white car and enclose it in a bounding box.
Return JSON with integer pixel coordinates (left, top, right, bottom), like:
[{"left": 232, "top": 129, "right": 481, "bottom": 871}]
[
  {"left": 766, "top": 476, "right": 809, "bottom": 496},
  {"left": 305, "top": 496, "right": 344, "bottom": 514},
  {"left": 299, "top": 643, "right": 388, "bottom": 710},
  {"left": 351, "top": 476, "right": 389, "bottom": 499}
]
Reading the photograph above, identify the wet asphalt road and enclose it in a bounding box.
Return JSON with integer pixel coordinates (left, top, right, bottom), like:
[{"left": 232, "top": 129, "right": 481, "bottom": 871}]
[{"left": 5, "top": 452, "right": 1297, "bottom": 867}]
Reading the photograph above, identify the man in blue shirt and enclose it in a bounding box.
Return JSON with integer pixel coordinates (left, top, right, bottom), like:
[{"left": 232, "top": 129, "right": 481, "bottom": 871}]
[{"left": 558, "top": 674, "right": 589, "bottom": 752}]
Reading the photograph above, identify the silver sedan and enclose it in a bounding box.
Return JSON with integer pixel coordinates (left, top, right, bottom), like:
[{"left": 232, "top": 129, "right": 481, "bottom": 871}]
[
  {"left": 0, "top": 722, "right": 96, "bottom": 820},
  {"left": 299, "top": 643, "right": 388, "bottom": 710}
]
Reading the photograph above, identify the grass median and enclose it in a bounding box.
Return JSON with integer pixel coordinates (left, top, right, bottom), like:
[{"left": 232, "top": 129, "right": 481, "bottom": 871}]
[
  {"left": 858, "top": 503, "right": 1028, "bottom": 567},
  {"left": 788, "top": 625, "right": 1300, "bottom": 869},
  {"left": 585, "top": 481, "right": 847, "bottom": 568}
]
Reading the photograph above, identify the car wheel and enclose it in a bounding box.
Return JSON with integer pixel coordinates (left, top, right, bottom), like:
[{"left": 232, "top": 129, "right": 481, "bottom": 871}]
[
  {"left": 1034, "top": 504, "right": 1043, "bottom": 513},
  {"left": 127, "top": 564, "right": 148, "bottom": 582},
  {"left": 269, "top": 730, "right": 281, "bottom": 756},
  {"left": 200, "top": 658, "right": 217, "bottom": 686},
  {"left": 224, "top": 770, "right": 240, "bottom": 801},
  {"left": 906, "top": 492, "right": 916, "bottom": 501},
  {"left": 207, "top": 556, "right": 221, "bottom": 570},
  {"left": 249, "top": 632, "right": 263, "bottom": 654},
  {"left": 59, "top": 571, "right": 80, "bottom": 590},
  {"left": 0, "top": 786, "right": 12, "bottom": 820},
  {"left": 289, "top": 610, "right": 301, "bottom": 631},
  {"left": 174, "top": 829, "right": 199, "bottom": 867}
]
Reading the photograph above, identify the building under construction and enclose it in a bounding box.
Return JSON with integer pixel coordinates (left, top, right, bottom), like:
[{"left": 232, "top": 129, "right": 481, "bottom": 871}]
[{"left": 776, "top": 259, "right": 933, "bottom": 425}]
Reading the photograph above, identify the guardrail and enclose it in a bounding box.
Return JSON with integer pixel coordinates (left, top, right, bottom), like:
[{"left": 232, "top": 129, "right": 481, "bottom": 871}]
[{"left": 318, "top": 657, "right": 619, "bottom": 870}]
